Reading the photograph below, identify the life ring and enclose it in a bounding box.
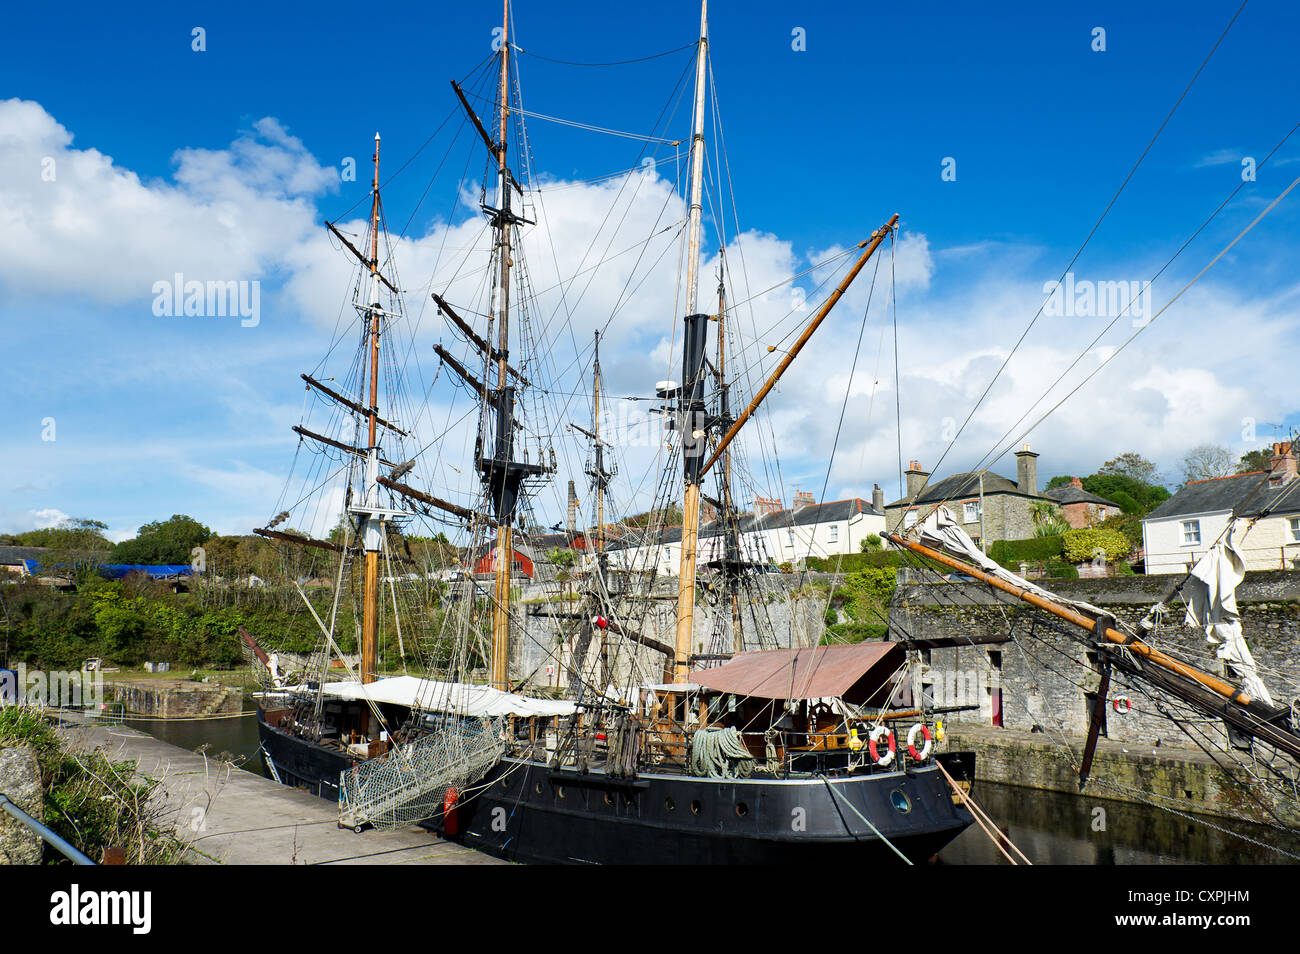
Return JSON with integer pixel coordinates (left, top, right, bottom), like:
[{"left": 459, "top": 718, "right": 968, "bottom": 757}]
[
  {"left": 1112, "top": 696, "right": 1133, "bottom": 714},
  {"left": 907, "top": 723, "right": 933, "bottom": 761},
  {"left": 868, "top": 726, "right": 895, "bottom": 767}
]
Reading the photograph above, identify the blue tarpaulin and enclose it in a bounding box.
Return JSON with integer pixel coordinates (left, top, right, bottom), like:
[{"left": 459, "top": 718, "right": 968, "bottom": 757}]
[
  {"left": 97, "top": 564, "right": 194, "bottom": 580},
  {"left": 18, "top": 560, "right": 192, "bottom": 579}
]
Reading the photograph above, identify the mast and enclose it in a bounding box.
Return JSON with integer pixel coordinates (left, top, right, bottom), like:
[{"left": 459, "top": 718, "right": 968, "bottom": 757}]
[
  {"left": 672, "top": 0, "right": 711, "bottom": 683},
  {"left": 361, "top": 132, "right": 383, "bottom": 686},
  {"left": 479, "top": 0, "right": 544, "bottom": 690}
]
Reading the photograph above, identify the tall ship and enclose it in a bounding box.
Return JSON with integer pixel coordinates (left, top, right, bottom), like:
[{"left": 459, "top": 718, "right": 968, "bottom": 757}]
[{"left": 248, "top": 0, "right": 1300, "bottom": 864}]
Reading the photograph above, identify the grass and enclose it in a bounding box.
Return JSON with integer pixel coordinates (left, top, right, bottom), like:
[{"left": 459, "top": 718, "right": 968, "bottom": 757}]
[{"left": 0, "top": 706, "right": 189, "bottom": 864}]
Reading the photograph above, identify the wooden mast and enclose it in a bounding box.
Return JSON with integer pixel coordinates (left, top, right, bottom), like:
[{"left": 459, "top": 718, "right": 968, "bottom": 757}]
[
  {"left": 489, "top": 0, "right": 515, "bottom": 691},
  {"left": 361, "top": 132, "right": 383, "bottom": 686},
  {"left": 672, "top": 0, "right": 710, "bottom": 683}
]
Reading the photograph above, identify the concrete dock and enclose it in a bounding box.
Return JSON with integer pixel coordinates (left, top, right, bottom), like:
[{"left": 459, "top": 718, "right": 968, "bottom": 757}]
[{"left": 55, "top": 719, "right": 504, "bottom": 865}]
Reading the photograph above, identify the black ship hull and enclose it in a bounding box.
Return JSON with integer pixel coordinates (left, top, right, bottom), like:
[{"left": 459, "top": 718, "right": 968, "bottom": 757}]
[{"left": 258, "top": 708, "right": 974, "bottom": 864}]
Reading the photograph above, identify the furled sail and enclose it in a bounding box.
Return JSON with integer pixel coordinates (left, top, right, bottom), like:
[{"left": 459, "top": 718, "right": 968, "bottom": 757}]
[{"left": 1182, "top": 524, "right": 1273, "bottom": 706}]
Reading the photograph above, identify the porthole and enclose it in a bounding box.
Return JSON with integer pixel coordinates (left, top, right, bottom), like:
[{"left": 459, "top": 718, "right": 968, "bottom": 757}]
[
  {"left": 665, "top": 797, "right": 676, "bottom": 812},
  {"left": 890, "top": 789, "right": 912, "bottom": 814},
  {"left": 556, "top": 785, "right": 566, "bottom": 799},
  {"left": 735, "top": 802, "right": 749, "bottom": 817},
  {"left": 534, "top": 781, "right": 543, "bottom": 795},
  {"left": 690, "top": 799, "right": 702, "bottom": 815},
  {"left": 604, "top": 791, "right": 615, "bottom": 806}
]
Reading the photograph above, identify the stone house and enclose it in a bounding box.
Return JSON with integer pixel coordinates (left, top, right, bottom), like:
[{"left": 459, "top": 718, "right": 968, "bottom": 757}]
[
  {"left": 1042, "top": 477, "right": 1122, "bottom": 529},
  {"left": 884, "top": 444, "right": 1047, "bottom": 548}
]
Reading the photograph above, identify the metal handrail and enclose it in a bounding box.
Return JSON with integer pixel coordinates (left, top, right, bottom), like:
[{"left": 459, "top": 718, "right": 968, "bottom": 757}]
[{"left": 0, "top": 793, "right": 96, "bottom": 865}]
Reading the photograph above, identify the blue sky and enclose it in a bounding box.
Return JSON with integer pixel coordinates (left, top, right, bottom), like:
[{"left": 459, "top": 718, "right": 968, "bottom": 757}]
[{"left": 3, "top": 0, "right": 1298, "bottom": 542}]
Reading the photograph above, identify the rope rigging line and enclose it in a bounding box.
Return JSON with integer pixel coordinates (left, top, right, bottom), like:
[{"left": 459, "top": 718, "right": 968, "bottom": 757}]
[{"left": 912, "top": 0, "right": 1253, "bottom": 507}]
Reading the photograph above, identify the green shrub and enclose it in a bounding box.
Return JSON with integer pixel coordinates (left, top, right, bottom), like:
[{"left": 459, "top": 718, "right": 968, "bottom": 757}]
[
  {"left": 1061, "top": 527, "right": 1132, "bottom": 565},
  {"left": 821, "top": 622, "right": 888, "bottom": 645}
]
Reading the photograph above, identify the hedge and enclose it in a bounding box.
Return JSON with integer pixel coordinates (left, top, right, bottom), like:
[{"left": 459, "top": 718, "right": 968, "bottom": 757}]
[{"left": 988, "top": 535, "right": 1064, "bottom": 565}]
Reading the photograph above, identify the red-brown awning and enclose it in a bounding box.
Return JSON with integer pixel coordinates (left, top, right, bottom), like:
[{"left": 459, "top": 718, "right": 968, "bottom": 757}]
[{"left": 688, "top": 642, "right": 905, "bottom": 703}]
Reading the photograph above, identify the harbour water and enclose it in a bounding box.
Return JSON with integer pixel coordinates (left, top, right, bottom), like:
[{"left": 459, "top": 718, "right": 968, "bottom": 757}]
[{"left": 132, "top": 715, "right": 1296, "bottom": 864}]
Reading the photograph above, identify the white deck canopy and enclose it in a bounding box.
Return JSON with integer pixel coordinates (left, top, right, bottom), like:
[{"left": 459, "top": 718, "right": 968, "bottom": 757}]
[{"left": 318, "top": 675, "right": 577, "bottom": 717}]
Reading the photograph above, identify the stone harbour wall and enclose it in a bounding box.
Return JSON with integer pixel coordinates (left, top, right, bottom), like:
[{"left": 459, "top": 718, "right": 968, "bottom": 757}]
[{"left": 890, "top": 569, "right": 1300, "bottom": 751}]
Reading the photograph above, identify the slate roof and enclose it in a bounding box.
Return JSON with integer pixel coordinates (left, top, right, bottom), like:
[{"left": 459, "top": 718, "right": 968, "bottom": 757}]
[
  {"left": 885, "top": 470, "right": 1036, "bottom": 508},
  {"left": 0, "top": 546, "right": 49, "bottom": 565},
  {"left": 1043, "top": 485, "right": 1120, "bottom": 508},
  {"left": 1146, "top": 472, "right": 1300, "bottom": 521}
]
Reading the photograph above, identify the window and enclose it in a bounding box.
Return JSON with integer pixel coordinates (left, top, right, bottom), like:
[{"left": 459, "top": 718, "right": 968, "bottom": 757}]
[
  {"left": 786, "top": 529, "right": 795, "bottom": 546},
  {"left": 1290, "top": 517, "right": 1300, "bottom": 543},
  {"left": 1181, "top": 520, "right": 1201, "bottom": 545},
  {"left": 963, "top": 501, "right": 982, "bottom": 523},
  {"left": 903, "top": 510, "right": 918, "bottom": 529},
  {"left": 827, "top": 524, "right": 839, "bottom": 543}
]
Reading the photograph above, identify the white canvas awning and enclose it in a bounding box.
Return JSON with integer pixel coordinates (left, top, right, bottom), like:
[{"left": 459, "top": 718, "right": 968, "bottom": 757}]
[{"left": 318, "top": 675, "right": 577, "bottom": 718}]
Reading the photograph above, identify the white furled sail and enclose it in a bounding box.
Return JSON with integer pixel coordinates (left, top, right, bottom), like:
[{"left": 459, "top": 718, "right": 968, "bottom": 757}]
[{"left": 1183, "top": 524, "right": 1273, "bottom": 706}]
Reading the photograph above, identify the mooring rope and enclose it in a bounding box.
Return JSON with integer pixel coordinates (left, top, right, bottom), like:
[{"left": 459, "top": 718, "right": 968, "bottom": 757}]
[
  {"left": 934, "top": 758, "right": 1032, "bottom": 865},
  {"left": 818, "top": 775, "right": 913, "bottom": 865}
]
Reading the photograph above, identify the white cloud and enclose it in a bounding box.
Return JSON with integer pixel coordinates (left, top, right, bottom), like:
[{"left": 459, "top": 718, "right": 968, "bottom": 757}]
[
  {"left": 3, "top": 98, "right": 1297, "bottom": 539},
  {"left": 0, "top": 99, "right": 335, "bottom": 305}
]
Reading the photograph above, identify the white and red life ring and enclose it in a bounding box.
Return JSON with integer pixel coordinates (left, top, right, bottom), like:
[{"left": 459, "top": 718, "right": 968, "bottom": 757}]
[
  {"left": 906, "top": 723, "right": 933, "bottom": 761},
  {"left": 1112, "top": 696, "right": 1133, "bottom": 714},
  {"left": 868, "top": 726, "right": 896, "bottom": 767}
]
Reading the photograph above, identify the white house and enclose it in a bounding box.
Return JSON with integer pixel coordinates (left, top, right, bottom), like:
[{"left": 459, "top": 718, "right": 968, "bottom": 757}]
[
  {"left": 606, "top": 494, "right": 887, "bottom": 576},
  {"left": 1143, "top": 442, "right": 1300, "bottom": 574}
]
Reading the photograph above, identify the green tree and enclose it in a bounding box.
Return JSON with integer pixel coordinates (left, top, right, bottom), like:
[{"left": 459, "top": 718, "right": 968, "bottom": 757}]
[
  {"left": 1237, "top": 446, "right": 1275, "bottom": 474},
  {"left": 1097, "top": 452, "right": 1162, "bottom": 487},
  {"left": 1080, "top": 473, "right": 1169, "bottom": 515},
  {"left": 111, "top": 515, "right": 212, "bottom": 565}
]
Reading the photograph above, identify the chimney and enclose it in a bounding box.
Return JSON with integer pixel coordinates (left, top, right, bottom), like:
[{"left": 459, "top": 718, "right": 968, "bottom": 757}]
[
  {"left": 793, "top": 491, "right": 815, "bottom": 510},
  {"left": 1070, "top": 476, "right": 1083, "bottom": 490},
  {"left": 872, "top": 483, "right": 884, "bottom": 511},
  {"left": 904, "top": 460, "right": 929, "bottom": 500},
  {"left": 754, "top": 496, "right": 783, "bottom": 516},
  {"left": 566, "top": 480, "right": 577, "bottom": 535},
  {"left": 1015, "top": 443, "right": 1039, "bottom": 495},
  {"left": 1269, "top": 442, "right": 1297, "bottom": 487}
]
